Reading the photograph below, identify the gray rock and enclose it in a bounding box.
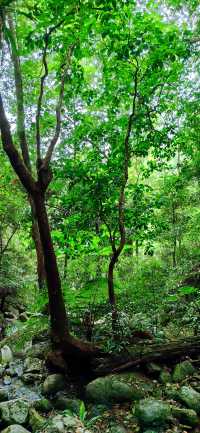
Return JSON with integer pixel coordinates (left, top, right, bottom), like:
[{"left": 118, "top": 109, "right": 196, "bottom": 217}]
[
  {"left": 24, "top": 357, "right": 43, "bottom": 373},
  {"left": 26, "top": 342, "right": 51, "bottom": 359},
  {"left": 86, "top": 376, "right": 135, "bottom": 404},
  {"left": 0, "top": 399, "right": 29, "bottom": 424},
  {"left": 135, "top": 398, "right": 171, "bottom": 427},
  {"left": 171, "top": 406, "right": 199, "bottom": 427},
  {"left": 0, "top": 365, "right": 5, "bottom": 377},
  {"left": 6, "top": 361, "right": 23, "bottom": 378},
  {"left": 42, "top": 414, "right": 89, "bottom": 433},
  {"left": 173, "top": 360, "right": 195, "bottom": 382},
  {"left": 1, "top": 346, "right": 13, "bottom": 365},
  {"left": 22, "top": 373, "right": 43, "bottom": 384},
  {"left": 178, "top": 386, "right": 200, "bottom": 413},
  {"left": 3, "top": 375, "right": 11, "bottom": 385},
  {"left": 42, "top": 374, "right": 65, "bottom": 396},
  {"left": 1, "top": 426, "right": 31, "bottom": 433}
]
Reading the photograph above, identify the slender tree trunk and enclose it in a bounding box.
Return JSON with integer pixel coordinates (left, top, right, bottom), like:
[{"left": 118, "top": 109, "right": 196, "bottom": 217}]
[
  {"left": 108, "top": 253, "right": 119, "bottom": 334},
  {"left": 172, "top": 201, "right": 177, "bottom": 268},
  {"left": 8, "top": 15, "right": 46, "bottom": 290},
  {"left": 33, "top": 191, "right": 69, "bottom": 340}
]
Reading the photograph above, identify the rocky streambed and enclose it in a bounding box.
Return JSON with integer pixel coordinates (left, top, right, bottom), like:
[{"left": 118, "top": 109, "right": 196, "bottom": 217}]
[{"left": 0, "top": 339, "right": 199, "bottom": 433}]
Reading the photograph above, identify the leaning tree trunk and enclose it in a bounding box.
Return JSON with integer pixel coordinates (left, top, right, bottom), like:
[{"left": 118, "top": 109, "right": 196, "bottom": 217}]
[
  {"left": 32, "top": 190, "right": 70, "bottom": 340},
  {"left": 32, "top": 190, "right": 101, "bottom": 363}
]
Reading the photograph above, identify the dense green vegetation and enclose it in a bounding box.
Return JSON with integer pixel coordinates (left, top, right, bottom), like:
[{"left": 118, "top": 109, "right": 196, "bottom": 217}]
[{"left": 0, "top": 1, "right": 200, "bottom": 432}]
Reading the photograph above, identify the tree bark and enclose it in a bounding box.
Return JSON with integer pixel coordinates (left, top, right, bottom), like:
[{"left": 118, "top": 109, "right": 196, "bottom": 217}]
[
  {"left": 32, "top": 190, "right": 69, "bottom": 340},
  {"left": 95, "top": 336, "right": 200, "bottom": 375},
  {"left": 7, "top": 15, "right": 46, "bottom": 290}
]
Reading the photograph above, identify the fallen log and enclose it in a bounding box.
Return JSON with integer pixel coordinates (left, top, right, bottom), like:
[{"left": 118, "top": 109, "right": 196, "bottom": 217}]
[{"left": 94, "top": 336, "right": 200, "bottom": 375}]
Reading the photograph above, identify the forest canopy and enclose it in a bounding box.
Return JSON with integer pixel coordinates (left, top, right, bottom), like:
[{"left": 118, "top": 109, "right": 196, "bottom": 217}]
[{"left": 0, "top": 1, "right": 200, "bottom": 432}]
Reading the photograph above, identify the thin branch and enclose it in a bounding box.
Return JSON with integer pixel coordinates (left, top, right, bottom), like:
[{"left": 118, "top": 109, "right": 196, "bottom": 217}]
[
  {"left": 43, "top": 44, "right": 75, "bottom": 168},
  {"left": 35, "top": 18, "right": 66, "bottom": 162},
  {"left": 1, "top": 225, "right": 18, "bottom": 256},
  {"left": 35, "top": 32, "right": 49, "bottom": 161},
  {"left": 7, "top": 14, "right": 31, "bottom": 170}
]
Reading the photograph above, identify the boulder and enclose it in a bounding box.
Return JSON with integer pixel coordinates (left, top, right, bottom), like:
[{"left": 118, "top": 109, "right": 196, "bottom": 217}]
[
  {"left": 41, "top": 414, "right": 91, "bottom": 433},
  {"left": 86, "top": 376, "right": 135, "bottom": 404},
  {"left": 24, "top": 357, "right": 43, "bottom": 373},
  {"left": 0, "top": 388, "right": 8, "bottom": 402},
  {"left": 6, "top": 361, "right": 23, "bottom": 378},
  {"left": 159, "top": 370, "right": 171, "bottom": 384},
  {"left": 26, "top": 342, "right": 51, "bottom": 359},
  {"left": 1, "top": 346, "right": 13, "bottom": 365},
  {"left": 178, "top": 386, "right": 200, "bottom": 413},
  {"left": 3, "top": 376, "right": 11, "bottom": 385},
  {"left": 53, "top": 395, "right": 82, "bottom": 414},
  {"left": 85, "top": 372, "right": 154, "bottom": 405},
  {"left": 171, "top": 406, "right": 199, "bottom": 427},
  {"left": 0, "top": 399, "right": 29, "bottom": 424},
  {"left": 42, "top": 374, "right": 65, "bottom": 396},
  {"left": 28, "top": 408, "right": 46, "bottom": 432},
  {"left": 1, "top": 426, "right": 31, "bottom": 433},
  {"left": 173, "top": 360, "right": 195, "bottom": 382},
  {"left": 22, "top": 373, "right": 43, "bottom": 384},
  {"left": 33, "top": 398, "right": 53, "bottom": 413},
  {"left": 135, "top": 398, "right": 171, "bottom": 427}
]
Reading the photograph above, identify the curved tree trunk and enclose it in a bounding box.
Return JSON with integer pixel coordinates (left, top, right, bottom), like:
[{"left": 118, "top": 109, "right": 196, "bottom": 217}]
[
  {"left": 8, "top": 15, "right": 46, "bottom": 291},
  {"left": 33, "top": 191, "right": 69, "bottom": 340},
  {"left": 33, "top": 190, "right": 101, "bottom": 363}
]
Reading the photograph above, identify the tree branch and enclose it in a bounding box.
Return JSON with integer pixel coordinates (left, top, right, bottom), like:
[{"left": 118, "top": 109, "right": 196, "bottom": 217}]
[
  {"left": 7, "top": 14, "right": 31, "bottom": 170},
  {"left": 1, "top": 225, "right": 18, "bottom": 256},
  {"left": 0, "top": 94, "right": 36, "bottom": 194},
  {"left": 35, "top": 18, "right": 69, "bottom": 163},
  {"left": 43, "top": 44, "right": 74, "bottom": 168}
]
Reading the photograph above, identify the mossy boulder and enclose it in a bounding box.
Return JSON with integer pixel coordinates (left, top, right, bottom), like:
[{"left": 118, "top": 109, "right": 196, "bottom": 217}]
[
  {"left": 173, "top": 360, "right": 195, "bottom": 382},
  {"left": 40, "top": 414, "right": 91, "bottom": 433},
  {"left": 42, "top": 374, "right": 65, "bottom": 396},
  {"left": 53, "top": 395, "right": 82, "bottom": 414},
  {"left": 159, "top": 370, "right": 171, "bottom": 384},
  {"left": 28, "top": 408, "right": 46, "bottom": 432},
  {"left": 0, "top": 399, "right": 29, "bottom": 425},
  {"left": 135, "top": 398, "right": 171, "bottom": 427},
  {"left": 86, "top": 372, "right": 154, "bottom": 405},
  {"left": 0, "top": 388, "right": 8, "bottom": 401},
  {"left": 171, "top": 406, "right": 199, "bottom": 427},
  {"left": 33, "top": 398, "right": 52, "bottom": 413},
  {"left": 86, "top": 376, "right": 135, "bottom": 404},
  {"left": 178, "top": 386, "right": 200, "bottom": 413}
]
